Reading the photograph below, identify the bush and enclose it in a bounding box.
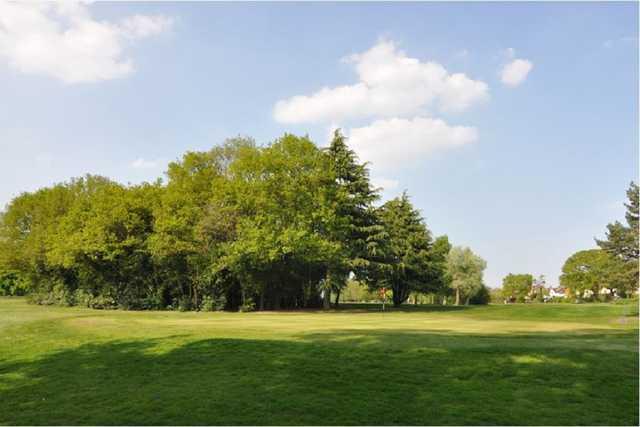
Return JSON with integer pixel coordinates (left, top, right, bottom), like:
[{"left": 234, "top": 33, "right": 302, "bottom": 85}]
[
  {"left": 239, "top": 297, "right": 255, "bottom": 312},
  {"left": 141, "top": 290, "right": 165, "bottom": 310},
  {"left": 469, "top": 285, "right": 490, "bottom": 305},
  {"left": 177, "top": 296, "right": 193, "bottom": 312},
  {"left": 201, "top": 294, "right": 226, "bottom": 312},
  {"left": 0, "top": 271, "right": 29, "bottom": 296},
  {"left": 74, "top": 289, "right": 94, "bottom": 307}
]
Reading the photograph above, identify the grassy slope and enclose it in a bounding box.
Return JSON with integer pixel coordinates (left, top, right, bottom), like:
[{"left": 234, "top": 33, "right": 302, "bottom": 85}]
[{"left": 0, "top": 298, "right": 637, "bottom": 426}]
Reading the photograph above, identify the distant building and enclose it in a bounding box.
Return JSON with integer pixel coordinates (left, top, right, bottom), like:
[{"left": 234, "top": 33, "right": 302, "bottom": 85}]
[
  {"left": 528, "top": 275, "right": 547, "bottom": 300},
  {"left": 548, "top": 287, "right": 566, "bottom": 298}
]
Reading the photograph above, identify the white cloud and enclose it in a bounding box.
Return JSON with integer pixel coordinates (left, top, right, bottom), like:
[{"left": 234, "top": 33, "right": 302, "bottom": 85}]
[
  {"left": 121, "top": 14, "right": 174, "bottom": 39},
  {"left": 500, "top": 58, "right": 533, "bottom": 87},
  {"left": 131, "top": 158, "right": 161, "bottom": 169},
  {"left": 274, "top": 39, "right": 488, "bottom": 124},
  {"left": 0, "top": 2, "right": 173, "bottom": 83},
  {"left": 345, "top": 116, "right": 478, "bottom": 172}
]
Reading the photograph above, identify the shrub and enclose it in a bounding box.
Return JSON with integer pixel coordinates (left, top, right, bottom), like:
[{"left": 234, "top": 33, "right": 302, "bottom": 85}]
[
  {"left": 142, "top": 291, "right": 165, "bottom": 310},
  {"left": 239, "top": 298, "right": 255, "bottom": 312},
  {"left": 0, "top": 271, "right": 29, "bottom": 296},
  {"left": 469, "top": 285, "right": 490, "bottom": 305},
  {"left": 74, "top": 289, "right": 94, "bottom": 307},
  {"left": 177, "top": 296, "right": 193, "bottom": 312},
  {"left": 93, "top": 295, "right": 117, "bottom": 309},
  {"left": 201, "top": 295, "right": 226, "bottom": 312}
]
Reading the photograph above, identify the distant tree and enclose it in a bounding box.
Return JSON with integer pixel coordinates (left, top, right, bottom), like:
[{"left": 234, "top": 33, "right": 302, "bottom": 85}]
[
  {"left": 49, "top": 180, "right": 162, "bottom": 309},
  {"left": 502, "top": 274, "right": 533, "bottom": 303},
  {"left": 596, "top": 182, "right": 639, "bottom": 296},
  {"left": 560, "top": 249, "right": 627, "bottom": 298},
  {"left": 489, "top": 287, "right": 504, "bottom": 304},
  {"left": 597, "top": 182, "right": 639, "bottom": 262},
  {"left": 150, "top": 137, "right": 254, "bottom": 309},
  {"left": 469, "top": 284, "right": 490, "bottom": 305},
  {"left": 446, "top": 246, "right": 487, "bottom": 305},
  {"left": 212, "top": 134, "right": 341, "bottom": 310},
  {"left": 323, "top": 130, "right": 379, "bottom": 308},
  {"left": 372, "top": 193, "right": 438, "bottom": 306},
  {"left": 0, "top": 175, "right": 112, "bottom": 296}
]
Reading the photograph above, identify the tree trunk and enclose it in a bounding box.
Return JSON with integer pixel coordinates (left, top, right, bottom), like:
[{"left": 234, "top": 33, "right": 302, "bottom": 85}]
[
  {"left": 323, "top": 289, "right": 331, "bottom": 309},
  {"left": 193, "top": 284, "right": 198, "bottom": 311},
  {"left": 392, "top": 285, "right": 407, "bottom": 307},
  {"left": 455, "top": 288, "right": 460, "bottom": 306},
  {"left": 259, "top": 291, "right": 265, "bottom": 311},
  {"left": 335, "top": 288, "right": 341, "bottom": 307}
]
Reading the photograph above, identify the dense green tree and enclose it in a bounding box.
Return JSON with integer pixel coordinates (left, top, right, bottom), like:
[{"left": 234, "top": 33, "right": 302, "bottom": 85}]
[
  {"left": 323, "top": 130, "right": 379, "bottom": 308},
  {"left": 150, "top": 137, "right": 254, "bottom": 309},
  {"left": 597, "top": 182, "right": 639, "bottom": 262},
  {"left": 0, "top": 175, "right": 112, "bottom": 295},
  {"left": 372, "top": 193, "right": 440, "bottom": 306},
  {"left": 446, "top": 246, "right": 487, "bottom": 305},
  {"left": 0, "top": 132, "right": 468, "bottom": 311},
  {"left": 560, "top": 249, "right": 628, "bottom": 298},
  {"left": 48, "top": 180, "right": 162, "bottom": 308},
  {"left": 501, "top": 273, "right": 533, "bottom": 303},
  {"left": 595, "top": 182, "right": 639, "bottom": 296},
  {"left": 469, "top": 284, "right": 491, "bottom": 305},
  {"left": 212, "top": 134, "right": 341, "bottom": 310}
]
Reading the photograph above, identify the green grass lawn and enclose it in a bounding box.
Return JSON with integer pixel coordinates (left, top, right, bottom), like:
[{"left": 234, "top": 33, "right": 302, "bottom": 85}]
[{"left": 0, "top": 298, "right": 637, "bottom": 425}]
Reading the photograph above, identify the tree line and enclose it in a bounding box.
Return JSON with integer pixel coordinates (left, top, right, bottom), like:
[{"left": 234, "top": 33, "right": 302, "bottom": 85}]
[
  {"left": 560, "top": 181, "right": 639, "bottom": 300},
  {"left": 0, "top": 132, "right": 487, "bottom": 311},
  {"left": 498, "top": 182, "right": 639, "bottom": 303}
]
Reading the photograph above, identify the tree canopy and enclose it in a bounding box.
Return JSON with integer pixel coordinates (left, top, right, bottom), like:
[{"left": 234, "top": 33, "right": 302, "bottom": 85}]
[
  {"left": 560, "top": 249, "right": 628, "bottom": 298},
  {"left": 0, "top": 133, "right": 473, "bottom": 310},
  {"left": 446, "top": 246, "right": 487, "bottom": 305},
  {"left": 501, "top": 273, "right": 533, "bottom": 303}
]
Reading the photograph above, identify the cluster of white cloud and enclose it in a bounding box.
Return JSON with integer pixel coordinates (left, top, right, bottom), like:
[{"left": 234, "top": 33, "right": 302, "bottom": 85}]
[
  {"left": 348, "top": 117, "right": 478, "bottom": 173},
  {"left": 0, "top": 2, "right": 173, "bottom": 84},
  {"left": 499, "top": 48, "right": 533, "bottom": 87},
  {"left": 273, "top": 39, "right": 489, "bottom": 184},
  {"left": 274, "top": 40, "right": 488, "bottom": 124},
  {"left": 500, "top": 59, "right": 533, "bottom": 87}
]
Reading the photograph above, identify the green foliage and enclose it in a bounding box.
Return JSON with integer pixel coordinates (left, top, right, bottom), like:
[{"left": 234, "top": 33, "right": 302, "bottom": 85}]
[
  {"left": 468, "top": 284, "right": 490, "bottom": 305},
  {"left": 239, "top": 297, "right": 255, "bottom": 312},
  {"left": 560, "top": 249, "right": 629, "bottom": 298},
  {"left": 596, "top": 181, "right": 639, "bottom": 297},
  {"left": 370, "top": 193, "right": 448, "bottom": 306},
  {"left": 0, "top": 133, "right": 479, "bottom": 311},
  {"left": 323, "top": 130, "right": 381, "bottom": 306},
  {"left": 446, "top": 246, "right": 487, "bottom": 305},
  {"left": 341, "top": 280, "right": 379, "bottom": 302},
  {"left": 502, "top": 273, "right": 533, "bottom": 303},
  {"left": 0, "top": 270, "right": 28, "bottom": 296},
  {"left": 200, "top": 294, "right": 226, "bottom": 312}
]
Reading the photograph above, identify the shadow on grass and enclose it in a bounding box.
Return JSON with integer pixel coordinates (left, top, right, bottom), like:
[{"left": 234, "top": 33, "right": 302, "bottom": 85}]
[{"left": 0, "top": 329, "right": 637, "bottom": 426}]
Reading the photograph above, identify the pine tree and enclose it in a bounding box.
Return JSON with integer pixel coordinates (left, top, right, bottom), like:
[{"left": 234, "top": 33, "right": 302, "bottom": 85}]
[
  {"left": 374, "top": 192, "right": 434, "bottom": 306},
  {"left": 596, "top": 181, "right": 639, "bottom": 296},
  {"left": 596, "top": 182, "right": 639, "bottom": 262},
  {"left": 324, "top": 130, "right": 380, "bottom": 307}
]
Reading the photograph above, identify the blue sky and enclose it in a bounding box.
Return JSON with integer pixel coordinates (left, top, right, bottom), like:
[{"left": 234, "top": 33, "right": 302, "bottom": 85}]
[{"left": 0, "top": 2, "right": 637, "bottom": 287}]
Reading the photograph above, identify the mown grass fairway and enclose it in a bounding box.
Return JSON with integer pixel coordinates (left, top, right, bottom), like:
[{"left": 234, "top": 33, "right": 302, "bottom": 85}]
[{"left": 0, "top": 298, "right": 637, "bottom": 426}]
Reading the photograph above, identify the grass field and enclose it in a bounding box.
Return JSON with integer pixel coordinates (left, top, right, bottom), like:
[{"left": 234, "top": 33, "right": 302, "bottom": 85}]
[{"left": 0, "top": 298, "right": 637, "bottom": 426}]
